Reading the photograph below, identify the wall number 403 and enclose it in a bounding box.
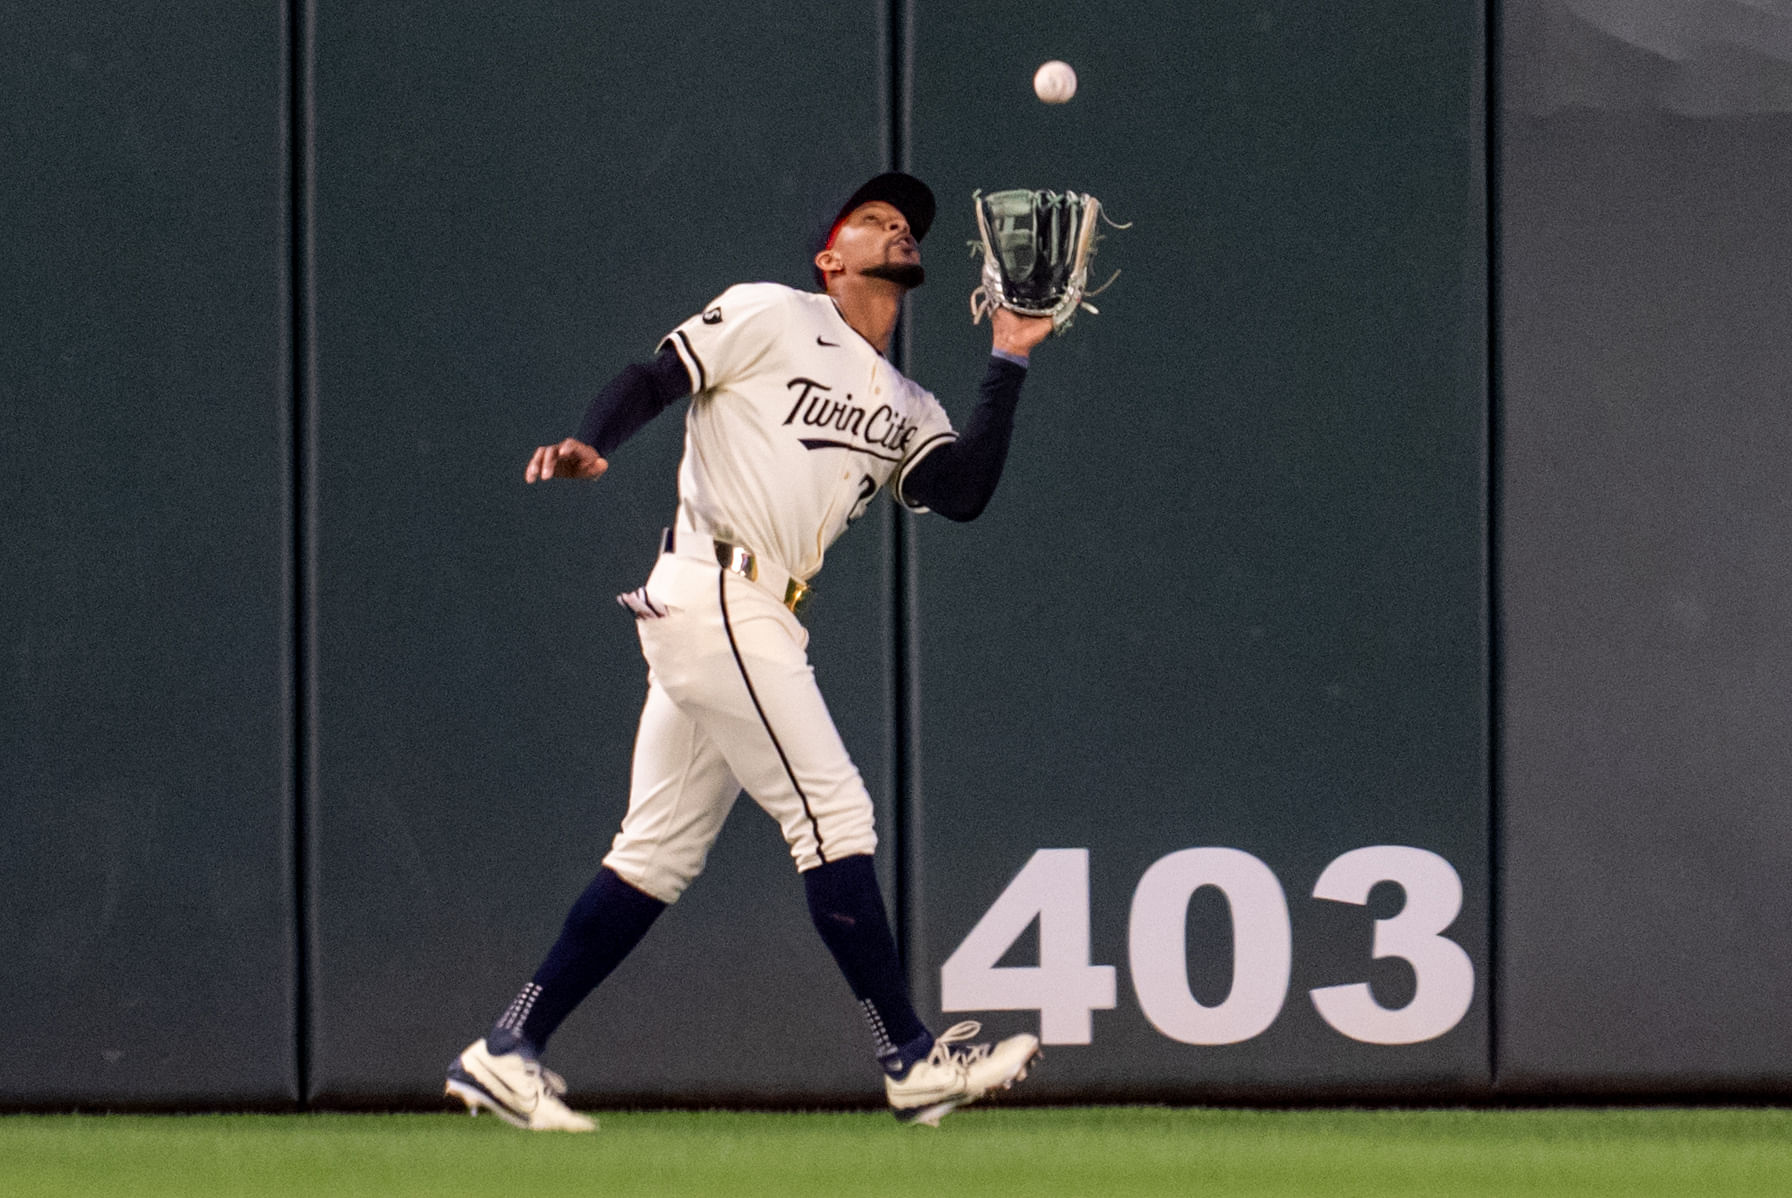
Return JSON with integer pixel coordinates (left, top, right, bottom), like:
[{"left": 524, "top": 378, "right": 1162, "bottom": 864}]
[{"left": 939, "top": 845, "right": 1474, "bottom": 1047}]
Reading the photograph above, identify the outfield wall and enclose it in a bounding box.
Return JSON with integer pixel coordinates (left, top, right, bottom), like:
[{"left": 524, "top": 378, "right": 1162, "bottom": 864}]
[
  {"left": 304, "top": 0, "right": 901, "bottom": 1109},
  {"left": 3, "top": 0, "right": 1788, "bottom": 1109},
  {"left": 1495, "top": 0, "right": 1792, "bottom": 1093},
  {"left": 0, "top": 3, "right": 296, "bottom": 1107},
  {"left": 902, "top": 0, "right": 1489, "bottom": 1100}
]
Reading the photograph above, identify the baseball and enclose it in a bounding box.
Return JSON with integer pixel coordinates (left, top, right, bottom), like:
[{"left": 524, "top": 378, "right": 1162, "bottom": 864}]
[{"left": 1033, "top": 60, "right": 1077, "bottom": 104}]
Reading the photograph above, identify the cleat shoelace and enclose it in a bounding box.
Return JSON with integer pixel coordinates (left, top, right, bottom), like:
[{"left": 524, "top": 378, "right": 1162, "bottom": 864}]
[
  {"left": 509, "top": 1054, "right": 569, "bottom": 1101},
  {"left": 530, "top": 1061, "right": 569, "bottom": 1099},
  {"left": 927, "top": 1021, "right": 993, "bottom": 1072}
]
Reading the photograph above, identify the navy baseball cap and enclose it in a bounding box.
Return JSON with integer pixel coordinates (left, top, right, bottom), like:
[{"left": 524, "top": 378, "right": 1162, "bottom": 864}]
[
  {"left": 811, "top": 171, "right": 936, "bottom": 286},
  {"left": 826, "top": 171, "right": 936, "bottom": 244}
]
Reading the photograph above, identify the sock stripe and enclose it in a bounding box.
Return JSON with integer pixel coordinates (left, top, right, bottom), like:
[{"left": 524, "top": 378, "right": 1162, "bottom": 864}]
[
  {"left": 861, "top": 998, "right": 895, "bottom": 1058},
  {"left": 496, "top": 983, "right": 542, "bottom": 1035}
]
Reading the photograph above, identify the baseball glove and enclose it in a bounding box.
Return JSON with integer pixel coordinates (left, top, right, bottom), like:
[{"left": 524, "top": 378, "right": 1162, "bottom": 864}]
[{"left": 968, "top": 188, "right": 1127, "bottom": 334}]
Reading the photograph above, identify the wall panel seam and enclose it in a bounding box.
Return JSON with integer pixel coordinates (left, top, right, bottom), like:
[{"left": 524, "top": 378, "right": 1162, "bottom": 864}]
[
  {"left": 1483, "top": 0, "right": 1504, "bottom": 1091},
  {"left": 287, "top": 0, "right": 319, "bottom": 1109},
  {"left": 886, "top": 0, "right": 926, "bottom": 1002}
]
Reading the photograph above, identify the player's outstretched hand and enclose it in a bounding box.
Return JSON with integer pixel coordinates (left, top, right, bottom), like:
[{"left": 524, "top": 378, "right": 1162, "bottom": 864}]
[
  {"left": 990, "top": 307, "right": 1056, "bottom": 358},
  {"left": 525, "top": 437, "right": 609, "bottom": 483}
]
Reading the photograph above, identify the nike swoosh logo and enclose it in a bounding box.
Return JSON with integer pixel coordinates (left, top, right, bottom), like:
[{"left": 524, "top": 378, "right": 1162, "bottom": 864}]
[
  {"left": 471, "top": 1057, "right": 538, "bottom": 1112},
  {"left": 817, "top": 336, "right": 840, "bottom": 347}
]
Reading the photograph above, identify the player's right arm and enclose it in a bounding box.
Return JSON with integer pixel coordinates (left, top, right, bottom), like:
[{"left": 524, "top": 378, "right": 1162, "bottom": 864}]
[
  {"left": 523, "top": 346, "right": 693, "bottom": 483},
  {"left": 525, "top": 283, "right": 785, "bottom": 483},
  {"left": 524, "top": 437, "right": 608, "bottom": 483}
]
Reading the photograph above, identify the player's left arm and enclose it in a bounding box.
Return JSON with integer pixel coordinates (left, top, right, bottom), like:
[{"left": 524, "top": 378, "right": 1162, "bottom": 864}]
[
  {"left": 899, "top": 309, "right": 1053, "bottom": 521},
  {"left": 990, "top": 307, "right": 1055, "bottom": 361}
]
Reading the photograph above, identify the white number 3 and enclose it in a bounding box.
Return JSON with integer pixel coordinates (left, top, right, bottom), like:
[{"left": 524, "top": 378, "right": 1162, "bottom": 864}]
[{"left": 1308, "top": 845, "right": 1475, "bottom": 1045}]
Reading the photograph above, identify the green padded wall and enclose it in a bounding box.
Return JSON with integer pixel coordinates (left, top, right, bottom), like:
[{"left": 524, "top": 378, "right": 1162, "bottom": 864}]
[
  {"left": 904, "top": 0, "right": 1490, "bottom": 1098},
  {"left": 308, "top": 0, "right": 903, "bottom": 1103},
  {"left": 1496, "top": 0, "right": 1792, "bottom": 1093},
  {"left": 0, "top": 2, "right": 296, "bottom": 1106}
]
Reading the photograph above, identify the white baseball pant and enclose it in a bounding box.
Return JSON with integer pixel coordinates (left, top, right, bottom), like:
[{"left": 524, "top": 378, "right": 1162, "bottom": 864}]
[{"left": 601, "top": 549, "right": 878, "bottom": 903}]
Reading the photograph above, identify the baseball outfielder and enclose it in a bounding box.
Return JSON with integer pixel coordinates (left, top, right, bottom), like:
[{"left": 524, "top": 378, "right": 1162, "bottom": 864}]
[{"left": 446, "top": 173, "right": 1055, "bottom": 1130}]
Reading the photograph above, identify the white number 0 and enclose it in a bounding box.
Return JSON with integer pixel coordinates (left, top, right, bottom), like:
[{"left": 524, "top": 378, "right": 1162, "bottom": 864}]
[
  {"left": 1129, "top": 848, "right": 1292, "bottom": 1045},
  {"left": 940, "top": 844, "right": 1473, "bottom": 1047}
]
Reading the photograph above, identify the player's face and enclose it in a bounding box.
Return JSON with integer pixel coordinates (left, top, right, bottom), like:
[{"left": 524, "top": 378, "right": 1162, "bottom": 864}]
[{"left": 819, "top": 202, "right": 923, "bottom": 287}]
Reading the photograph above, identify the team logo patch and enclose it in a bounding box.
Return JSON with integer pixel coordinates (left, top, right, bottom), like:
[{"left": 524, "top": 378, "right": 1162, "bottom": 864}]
[{"left": 703, "top": 307, "right": 723, "bottom": 325}]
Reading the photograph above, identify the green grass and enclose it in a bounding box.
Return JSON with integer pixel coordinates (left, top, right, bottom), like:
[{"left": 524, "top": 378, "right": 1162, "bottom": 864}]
[{"left": 5, "top": 1107, "right": 1792, "bottom": 1197}]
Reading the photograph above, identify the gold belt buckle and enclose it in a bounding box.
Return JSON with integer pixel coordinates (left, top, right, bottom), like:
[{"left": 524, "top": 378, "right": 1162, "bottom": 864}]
[
  {"left": 713, "top": 537, "right": 810, "bottom": 616},
  {"left": 714, "top": 541, "right": 758, "bottom": 582}
]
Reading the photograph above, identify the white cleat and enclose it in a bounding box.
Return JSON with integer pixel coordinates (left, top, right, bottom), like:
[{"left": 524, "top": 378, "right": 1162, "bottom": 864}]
[
  {"left": 885, "top": 1020, "right": 1041, "bottom": 1127},
  {"left": 444, "top": 1038, "right": 597, "bottom": 1132}
]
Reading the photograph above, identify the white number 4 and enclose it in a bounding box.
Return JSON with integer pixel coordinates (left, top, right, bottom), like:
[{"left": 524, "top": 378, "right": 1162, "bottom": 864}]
[{"left": 938, "top": 849, "right": 1117, "bottom": 1044}]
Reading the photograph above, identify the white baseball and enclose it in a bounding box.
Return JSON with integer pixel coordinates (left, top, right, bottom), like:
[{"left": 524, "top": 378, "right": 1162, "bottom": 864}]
[{"left": 1033, "top": 60, "right": 1077, "bottom": 104}]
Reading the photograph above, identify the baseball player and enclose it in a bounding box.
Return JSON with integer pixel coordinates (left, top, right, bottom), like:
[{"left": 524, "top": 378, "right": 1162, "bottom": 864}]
[{"left": 446, "top": 173, "right": 1055, "bottom": 1130}]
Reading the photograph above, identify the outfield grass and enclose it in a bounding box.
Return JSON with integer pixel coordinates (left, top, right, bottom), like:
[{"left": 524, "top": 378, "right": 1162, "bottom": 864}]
[{"left": 5, "top": 1107, "right": 1792, "bottom": 1197}]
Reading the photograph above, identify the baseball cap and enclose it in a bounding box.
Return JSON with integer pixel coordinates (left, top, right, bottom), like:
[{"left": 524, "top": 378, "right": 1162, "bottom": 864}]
[{"left": 811, "top": 171, "right": 936, "bottom": 286}]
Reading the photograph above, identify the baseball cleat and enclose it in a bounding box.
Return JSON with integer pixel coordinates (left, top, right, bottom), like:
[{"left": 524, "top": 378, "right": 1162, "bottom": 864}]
[
  {"left": 885, "top": 1020, "right": 1041, "bottom": 1127},
  {"left": 444, "top": 1037, "right": 596, "bottom": 1132}
]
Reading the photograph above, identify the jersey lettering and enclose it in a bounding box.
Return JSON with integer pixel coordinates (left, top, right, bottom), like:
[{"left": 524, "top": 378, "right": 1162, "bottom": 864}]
[
  {"left": 661, "top": 283, "right": 955, "bottom": 578},
  {"left": 782, "top": 378, "right": 919, "bottom": 455}
]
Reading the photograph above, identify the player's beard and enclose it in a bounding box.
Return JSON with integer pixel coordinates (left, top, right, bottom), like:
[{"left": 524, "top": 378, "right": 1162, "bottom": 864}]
[{"left": 863, "top": 262, "right": 925, "bottom": 289}]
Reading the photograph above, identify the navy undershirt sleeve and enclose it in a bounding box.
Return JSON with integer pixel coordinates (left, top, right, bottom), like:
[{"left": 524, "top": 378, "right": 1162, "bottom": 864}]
[
  {"left": 575, "top": 346, "right": 693, "bottom": 457},
  {"left": 900, "top": 355, "right": 1028, "bottom": 522}
]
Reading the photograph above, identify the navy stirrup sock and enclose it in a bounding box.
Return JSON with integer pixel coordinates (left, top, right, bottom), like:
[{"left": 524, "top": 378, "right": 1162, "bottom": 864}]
[
  {"left": 489, "top": 867, "right": 667, "bottom": 1056},
  {"left": 803, "top": 854, "right": 932, "bottom": 1073}
]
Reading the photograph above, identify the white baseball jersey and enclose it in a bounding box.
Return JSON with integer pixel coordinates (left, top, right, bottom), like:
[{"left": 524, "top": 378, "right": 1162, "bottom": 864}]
[{"left": 659, "top": 282, "right": 956, "bottom": 581}]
